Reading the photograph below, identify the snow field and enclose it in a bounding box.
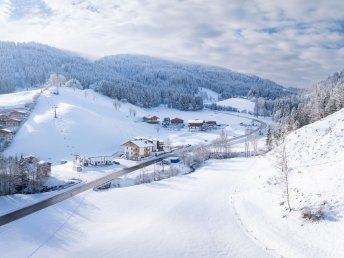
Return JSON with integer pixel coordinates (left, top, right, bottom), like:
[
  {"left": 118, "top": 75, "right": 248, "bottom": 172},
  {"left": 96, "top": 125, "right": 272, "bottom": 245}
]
[
  {"left": 0, "top": 158, "right": 270, "bottom": 258},
  {"left": 5, "top": 87, "right": 252, "bottom": 161},
  {"left": 217, "top": 97, "right": 255, "bottom": 113}
]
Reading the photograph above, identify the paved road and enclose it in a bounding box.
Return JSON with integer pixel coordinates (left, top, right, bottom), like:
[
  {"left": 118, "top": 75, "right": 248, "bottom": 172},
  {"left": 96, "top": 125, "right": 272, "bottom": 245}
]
[{"left": 0, "top": 113, "right": 267, "bottom": 227}]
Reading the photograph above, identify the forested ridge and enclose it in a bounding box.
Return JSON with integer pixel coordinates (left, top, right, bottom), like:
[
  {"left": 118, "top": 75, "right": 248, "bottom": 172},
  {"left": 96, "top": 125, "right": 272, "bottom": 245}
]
[
  {"left": 268, "top": 70, "right": 344, "bottom": 147},
  {"left": 0, "top": 41, "right": 296, "bottom": 110}
]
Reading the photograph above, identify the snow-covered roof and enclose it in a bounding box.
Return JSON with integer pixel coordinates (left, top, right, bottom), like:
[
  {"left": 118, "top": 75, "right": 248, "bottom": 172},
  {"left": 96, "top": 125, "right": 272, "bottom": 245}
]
[
  {"left": 0, "top": 128, "right": 13, "bottom": 134},
  {"left": 144, "top": 115, "right": 159, "bottom": 120},
  {"left": 6, "top": 118, "right": 21, "bottom": 122},
  {"left": 187, "top": 119, "right": 205, "bottom": 124},
  {"left": 11, "top": 110, "right": 27, "bottom": 114},
  {"left": 132, "top": 140, "right": 154, "bottom": 148}
]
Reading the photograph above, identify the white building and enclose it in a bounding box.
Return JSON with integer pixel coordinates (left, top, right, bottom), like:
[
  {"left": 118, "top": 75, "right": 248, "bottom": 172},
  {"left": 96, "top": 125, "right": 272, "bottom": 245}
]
[{"left": 122, "top": 139, "right": 155, "bottom": 160}]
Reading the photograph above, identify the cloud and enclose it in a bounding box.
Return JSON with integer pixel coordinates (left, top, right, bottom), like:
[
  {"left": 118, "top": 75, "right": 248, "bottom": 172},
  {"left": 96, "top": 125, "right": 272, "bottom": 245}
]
[{"left": 0, "top": 0, "right": 344, "bottom": 88}]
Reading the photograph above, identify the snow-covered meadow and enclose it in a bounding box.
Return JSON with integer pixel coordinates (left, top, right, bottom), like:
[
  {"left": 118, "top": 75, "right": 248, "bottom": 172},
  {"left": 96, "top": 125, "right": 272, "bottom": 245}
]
[
  {"left": 4, "top": 87, "right": 253, "bottom": 161},
  {"left": 217, "top": 98, "right": 255, "bottom": 113}
]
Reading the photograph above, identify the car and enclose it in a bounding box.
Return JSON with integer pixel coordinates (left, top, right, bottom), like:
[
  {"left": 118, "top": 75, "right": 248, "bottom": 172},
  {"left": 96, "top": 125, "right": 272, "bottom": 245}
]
[{"left": 113, "top": 160, "right": 120, "bottom": 165}]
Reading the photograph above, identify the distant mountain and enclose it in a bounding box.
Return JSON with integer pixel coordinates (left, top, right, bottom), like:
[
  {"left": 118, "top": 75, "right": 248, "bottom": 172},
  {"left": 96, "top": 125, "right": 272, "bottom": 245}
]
[{"left": 0, "top": 41, "right": 297, "bottom": 109}]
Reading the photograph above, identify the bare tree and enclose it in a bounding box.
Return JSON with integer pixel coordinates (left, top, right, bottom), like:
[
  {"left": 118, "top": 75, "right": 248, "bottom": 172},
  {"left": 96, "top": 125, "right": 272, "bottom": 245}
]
[
  {"left": 113, "top": 99, "right": 121, "bottom": 110},
  {"left": 275, "top": 144, "right": 292, "bottom": 212}
]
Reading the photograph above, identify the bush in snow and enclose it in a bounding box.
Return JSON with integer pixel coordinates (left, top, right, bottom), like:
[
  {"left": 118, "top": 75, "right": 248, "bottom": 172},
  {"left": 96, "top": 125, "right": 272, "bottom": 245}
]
[
  {"left": 301, "top": 206, "right": 324, "bottom": 221},
  {"left": 300, "top": 201, "right": 336, "bottom": 222}
]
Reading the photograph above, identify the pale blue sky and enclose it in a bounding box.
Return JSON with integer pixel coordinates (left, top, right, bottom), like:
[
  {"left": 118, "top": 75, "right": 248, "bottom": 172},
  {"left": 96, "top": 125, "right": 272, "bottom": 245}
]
[{"left": 1, "top": 0, "right": 344, "bottom": 88}]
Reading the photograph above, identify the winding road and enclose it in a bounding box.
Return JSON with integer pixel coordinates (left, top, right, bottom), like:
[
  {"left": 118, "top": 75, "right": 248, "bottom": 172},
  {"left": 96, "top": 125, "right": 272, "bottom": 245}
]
[{"left": 0, "top": 113, "right": 267, "bottom": 227}]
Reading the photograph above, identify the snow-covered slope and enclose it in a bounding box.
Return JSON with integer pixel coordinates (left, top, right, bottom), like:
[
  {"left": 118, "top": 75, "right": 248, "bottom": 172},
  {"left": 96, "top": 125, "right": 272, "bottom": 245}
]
[
  {"left": 0, "top": 158, "right": 270, "bottom": 258},
  {"left": 217, "top": 98, "right": 255, "bottom": 112},
  {"left": 233, "top": 108, "right": 344, "bottom": 257},
  {"left": 4, "top": 87, "right": 251, "bottom": 161},
  {"left": 0, "top": 89, "right": 40, "bottom": 109}
]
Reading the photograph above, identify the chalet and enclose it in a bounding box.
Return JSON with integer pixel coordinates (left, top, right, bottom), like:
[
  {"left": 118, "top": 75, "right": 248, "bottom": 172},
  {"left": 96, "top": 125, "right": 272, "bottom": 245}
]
[
  {"left": 143, "top": 115, "right": 160, "bottom": 124},
  {"left": 4, "top": 118, "right": 21, "bottom": 127},
  {"left": 10, "top": 110, "right": 27, "bottom": 119},
  {"left": 188, "top": 119, "right": 205, "bottom": 130},
  {"left": 122, "top": 139, "right": 155, "bottom": 160},
  {"left": 0, "top": 114, "right": 8, "bottom": 122},
  {"left": 205, "top": 120, "right": 217, "bottom": 129},
  {"left": 0, "top": 128, "right": 13, "bottom": 141},
  {"left": 37, "top": 161, "right": 52, "bottom": 177},
  {"left": 133, "top": 136, "right": 164, "bottom": 152},
  {"left": 171, "top": 117, "right": 184, "bottom": 125}
]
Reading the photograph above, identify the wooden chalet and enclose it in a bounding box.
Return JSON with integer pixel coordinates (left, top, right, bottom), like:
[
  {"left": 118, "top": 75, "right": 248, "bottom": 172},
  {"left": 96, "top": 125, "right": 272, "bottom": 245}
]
[
  {"left": 10, "top": 110, "right": 27, "bottom": 119},
  {"left": 205, "top": 120, "right": 217, "bottom": 128},
  {"left": 188, "top": 119, "right": 205, "bottom": 130},
  {"left": 171, "top": 117, "right": 184, "bottom": 125},
  {"left": 0, "top": 128, "right": 13, "bottom": 141},
  {"left": 143, "top": 115, "right": 160, "bottom": 124},
  {"left": 4, "top": 118, "right": 21, "bottom": 127},
  {"left": 122, "top": 139, "right": 155, "bottom": 160},
  {"left": 0, "top": 114, "right": 8, "bottom": 122}
]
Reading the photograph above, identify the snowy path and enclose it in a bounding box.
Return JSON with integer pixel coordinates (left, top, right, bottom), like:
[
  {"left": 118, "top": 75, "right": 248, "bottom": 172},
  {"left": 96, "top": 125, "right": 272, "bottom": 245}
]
[{"left": 0, "top": 158, "right": 270, "bottom": 258}]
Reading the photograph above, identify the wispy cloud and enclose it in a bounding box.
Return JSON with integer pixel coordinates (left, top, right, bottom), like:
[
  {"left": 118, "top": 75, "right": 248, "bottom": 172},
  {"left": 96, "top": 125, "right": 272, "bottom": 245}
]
[{"left": 0, "top": 0, "right": 344, "bottom": 87}]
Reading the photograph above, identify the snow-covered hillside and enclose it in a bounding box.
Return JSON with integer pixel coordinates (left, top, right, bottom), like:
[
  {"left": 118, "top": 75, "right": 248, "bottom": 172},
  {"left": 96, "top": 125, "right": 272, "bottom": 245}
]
[
  {"left": 217, "top": 98, "right": 255, "bottom": 113},
  {"left": 0, "top": 158, "right": 270, "bottom": 258},
  {"left": 0, "top": 89, "right": 40, "bottom": 109},
  {"left": 233, "top": 108, "right": 344, "bottom": 257},
  {"left": 0, "top": 42, "right": 295, "bottom": 108},
  {"left": 4, "top": 87, "right": 251, "bottom": 161}
]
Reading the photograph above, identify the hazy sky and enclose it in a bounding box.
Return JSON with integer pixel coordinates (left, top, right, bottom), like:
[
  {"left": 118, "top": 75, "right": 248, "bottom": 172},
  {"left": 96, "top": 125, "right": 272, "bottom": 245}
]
[{"left": 1, "top": 0, "right": 344, "bottom": 88}]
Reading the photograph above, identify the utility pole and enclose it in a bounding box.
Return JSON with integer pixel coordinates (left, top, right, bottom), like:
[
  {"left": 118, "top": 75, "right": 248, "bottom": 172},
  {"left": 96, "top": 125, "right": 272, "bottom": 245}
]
[{"left": 53, "top": 105, "right": 58, "bottom": 118}]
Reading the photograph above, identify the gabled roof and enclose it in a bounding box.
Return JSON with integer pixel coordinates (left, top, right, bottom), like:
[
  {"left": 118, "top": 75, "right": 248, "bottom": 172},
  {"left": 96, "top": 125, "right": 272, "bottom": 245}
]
[
  {"left": 171, "top": 117, "right": 183, "bottom": 122},
  {"left": 187, "top": 119, "right": 205, "bottom": 124},
  {"left": 144, "top": 115, "right": 159, "bottom": 120},
  {"left": 122, "top": 140, "right": 154, "bottom": 148},
  {"left": 5, "top": 118, "right": 21, "bottom": 123},
  {"left": 0, "top": 128, "right": 13, "bottom": 134},
  {"left": 10, "top": 110, "right": 27, "bottom": 115}
]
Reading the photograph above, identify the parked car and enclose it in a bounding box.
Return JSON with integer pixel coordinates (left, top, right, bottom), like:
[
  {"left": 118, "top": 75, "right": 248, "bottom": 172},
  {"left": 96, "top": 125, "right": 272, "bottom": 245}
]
[{"left": 113, "top": 160, "right": 120, "bottom": 165}]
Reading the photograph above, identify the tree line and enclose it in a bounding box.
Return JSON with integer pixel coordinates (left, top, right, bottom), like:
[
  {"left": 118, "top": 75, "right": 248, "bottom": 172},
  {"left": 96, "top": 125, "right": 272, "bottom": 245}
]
[{"left": 0, "top": 42, "right": 296, "bottom": 110}]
